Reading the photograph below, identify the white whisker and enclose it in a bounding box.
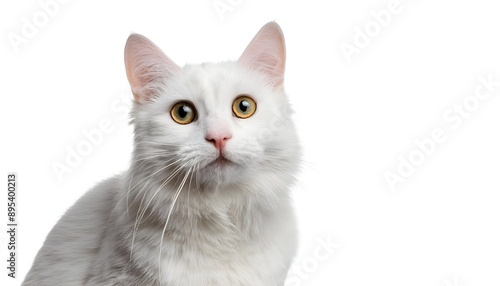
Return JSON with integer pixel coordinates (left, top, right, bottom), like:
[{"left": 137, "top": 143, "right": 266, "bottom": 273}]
[
  {"left": 158, "top": 166, "right": 192, "bottom": 284},
  {"left": 128, "top": 159, "right": 184, "bottom": 260}
]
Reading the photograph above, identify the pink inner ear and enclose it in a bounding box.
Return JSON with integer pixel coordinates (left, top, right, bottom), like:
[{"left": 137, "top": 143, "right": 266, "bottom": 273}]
[
  {"left": 124, "top": 34, "right": 181, "bottom": 102},
  {"left": 238, "top": 22, "right": 286, "bottom": 88}
]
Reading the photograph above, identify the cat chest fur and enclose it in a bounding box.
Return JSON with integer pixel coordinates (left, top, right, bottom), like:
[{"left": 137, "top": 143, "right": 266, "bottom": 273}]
[
  {"left": 101, "top": 191, "right": 298, "bottom": 285},
  {"left": 154, "top": 209, "right": 295, "bottom": 285}
]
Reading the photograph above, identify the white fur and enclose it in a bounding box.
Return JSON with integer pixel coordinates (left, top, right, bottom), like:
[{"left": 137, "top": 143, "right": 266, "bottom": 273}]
[{"left": 23, "top": 22, "right": 300, "bottom": 286}]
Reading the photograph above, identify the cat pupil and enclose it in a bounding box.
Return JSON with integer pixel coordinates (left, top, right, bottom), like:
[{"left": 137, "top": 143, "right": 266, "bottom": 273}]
[
  {"left": 239, "top": 100, "right": 249, "bottom": 112},
  {"left": 179, "top": 105, "right": 190, "bottom": 118}
]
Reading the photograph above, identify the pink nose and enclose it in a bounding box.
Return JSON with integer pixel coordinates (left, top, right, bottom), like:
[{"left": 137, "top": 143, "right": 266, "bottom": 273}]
[{"left": 205, "top": 134, "right": 232, "bottom": 150}]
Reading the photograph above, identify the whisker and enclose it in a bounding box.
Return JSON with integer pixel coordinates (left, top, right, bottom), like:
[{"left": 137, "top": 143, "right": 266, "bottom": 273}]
[
  {"left": 129, "top": 158, "right": 182, "bottom": 199},
  {"left": 135, "top": 162, "right": 187, "bottom": 227},
  {"left": 130, "top": 161, "right": 189, "bottom": 258},
  {"left": 133, "top": 155, "right": 170, "bottom": 163},
  {"left": 128, "top": 159, "right": 183, "bottom": 260},
  {"left": 126, "top": 168, "right": 136, "bottom": 220},
  {"left": 117, "top": 157, "right": 180, "bottom": 209},
  {"left": 158, "top": 166, "right": 192, "bottom": 284}
]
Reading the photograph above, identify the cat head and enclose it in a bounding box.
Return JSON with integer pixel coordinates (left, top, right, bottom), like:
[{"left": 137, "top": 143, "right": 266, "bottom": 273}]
[{"left": 124, "top": 22, "right": 300, "bottom": 206}]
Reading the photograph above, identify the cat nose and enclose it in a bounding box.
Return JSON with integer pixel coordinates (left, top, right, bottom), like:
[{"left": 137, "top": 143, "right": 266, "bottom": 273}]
[{"left": 205, "top": 133, "right": 232, "bottom": 150}]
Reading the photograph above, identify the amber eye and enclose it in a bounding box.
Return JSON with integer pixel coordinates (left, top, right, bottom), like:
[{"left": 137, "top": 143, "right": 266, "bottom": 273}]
[
  {"left": 170, "top": 102, "right": 196, "bottom": 124},
  {"left": 232, "top": 96, "right": 257, "bottom": 119}
]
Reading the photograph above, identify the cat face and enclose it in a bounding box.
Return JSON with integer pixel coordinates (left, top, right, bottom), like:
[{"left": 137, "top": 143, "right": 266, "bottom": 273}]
[{"left": 125, "top": 23, "right": 299, "bottom": 196}]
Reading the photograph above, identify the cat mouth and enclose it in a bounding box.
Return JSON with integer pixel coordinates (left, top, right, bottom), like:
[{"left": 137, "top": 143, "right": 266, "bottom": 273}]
[{"left": 208, "top": 155, "right": 234, "bottom": 168}]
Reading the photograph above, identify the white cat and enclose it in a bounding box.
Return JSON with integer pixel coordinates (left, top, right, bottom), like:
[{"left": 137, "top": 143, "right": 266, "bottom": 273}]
[{"left": 23, "top": 22, "right": 301, "bottom": 286}]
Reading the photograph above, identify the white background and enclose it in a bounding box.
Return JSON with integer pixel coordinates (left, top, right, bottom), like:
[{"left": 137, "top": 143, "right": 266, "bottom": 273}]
[{"left": 1, "top": 0, "right": 500, "bottom": 285}]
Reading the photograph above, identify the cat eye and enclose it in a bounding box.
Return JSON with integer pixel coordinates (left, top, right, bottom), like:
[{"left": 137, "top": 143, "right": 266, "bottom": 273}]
[
  {"left": 170, "top": 101, "right": 197, "bottom": 124},
  {"left": 232, "top": 96, "right": 257, "bottom": 119}
]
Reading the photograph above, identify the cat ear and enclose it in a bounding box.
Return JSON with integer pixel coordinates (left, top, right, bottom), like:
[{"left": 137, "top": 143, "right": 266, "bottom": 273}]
[
  {"left": 238, "top": 22, "right": 286, "bottom": 88},
  {"left": 124, "top": 34, "right": 181, "bottom": 102}
]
